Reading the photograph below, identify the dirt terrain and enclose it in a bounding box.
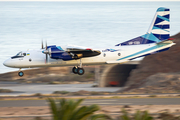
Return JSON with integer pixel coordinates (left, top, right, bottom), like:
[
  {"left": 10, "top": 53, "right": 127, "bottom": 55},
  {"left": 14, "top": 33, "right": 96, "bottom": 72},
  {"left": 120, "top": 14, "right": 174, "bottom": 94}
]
[{"left": 1, "top": 105, "right": 180, "bottom": 120}]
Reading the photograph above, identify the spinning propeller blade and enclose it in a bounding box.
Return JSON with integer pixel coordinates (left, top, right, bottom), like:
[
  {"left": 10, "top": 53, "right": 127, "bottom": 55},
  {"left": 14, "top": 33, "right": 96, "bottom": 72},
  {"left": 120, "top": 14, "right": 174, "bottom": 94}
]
[
  {"left": 46, "top": 41, "right": 47, "bottom": 50},
  {"left": 41, "top": 40, "right": 44, "bottom": 49},
  {"left": 42, "top": 40, "right": 48, "bottom": 64},
  {"left": 45, "top": 41, "right": 48, "bottom": 63}
]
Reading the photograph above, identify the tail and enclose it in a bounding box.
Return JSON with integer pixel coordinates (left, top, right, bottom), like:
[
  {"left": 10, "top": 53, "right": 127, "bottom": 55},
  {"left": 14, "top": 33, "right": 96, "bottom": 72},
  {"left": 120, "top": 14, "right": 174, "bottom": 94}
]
[{"left": 115, "top": 7, "right": 170, "bottom": 46}]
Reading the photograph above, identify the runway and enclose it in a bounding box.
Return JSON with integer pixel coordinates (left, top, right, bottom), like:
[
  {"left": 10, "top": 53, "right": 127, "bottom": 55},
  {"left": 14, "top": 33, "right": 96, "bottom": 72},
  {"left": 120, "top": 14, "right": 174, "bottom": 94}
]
[
  {"left": 1, "top": 82, "right": 180, "bottom": 108},
  {"left": 0, "top": 98, "right": 180, "bottom": 107},
  {"left": 0, "top": 82, "right": 120, "bottom": 96}
]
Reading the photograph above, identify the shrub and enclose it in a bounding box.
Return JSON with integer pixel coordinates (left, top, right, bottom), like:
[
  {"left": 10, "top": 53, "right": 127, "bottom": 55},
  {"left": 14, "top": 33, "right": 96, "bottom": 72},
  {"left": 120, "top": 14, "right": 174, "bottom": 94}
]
[
  {"left": 118, "top": 109, "right": 153, "bottom": 120},
  {"left": 32, "top": 93, "right": 42, "bottom": 96},
  {"left": 46, "top": 98, "right": 112, "bottom": 120},
  {"left": 0, "top": 88, "right": 13, "bottom": 93},
  {"left": 148, "top": 95, "right": 157, "bottom": 97},
  {"left": 158, "top": 112, "right": 180, "bottom": 120},
  {"left": 90, "top": 91, "right": 101, "bottom": 95},
  {"left": 92, "top": 84, "right": 98, "bottom": 87},
  {"left": 53, "top": 91, "right": 69, "bottom": 94}
]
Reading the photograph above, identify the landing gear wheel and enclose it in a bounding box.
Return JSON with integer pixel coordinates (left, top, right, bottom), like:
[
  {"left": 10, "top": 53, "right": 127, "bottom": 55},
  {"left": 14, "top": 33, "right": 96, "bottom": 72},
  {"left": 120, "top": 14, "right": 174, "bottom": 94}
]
[
  {"left": 72, "top": 67, "right": 78, "bottom": 74},
  {"left": 18, "top": 71, "right": 24, "bottom": 77},
  {"left": 77, "top": 68, "right": 85, "bottom": 75}
]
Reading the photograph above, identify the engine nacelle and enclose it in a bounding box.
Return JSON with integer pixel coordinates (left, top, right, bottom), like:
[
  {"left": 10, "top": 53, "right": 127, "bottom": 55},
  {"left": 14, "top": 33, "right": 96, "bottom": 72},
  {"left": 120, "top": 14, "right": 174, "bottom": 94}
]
[
  {"left": 72, "top": 54, "right": 83, "bottom": 59},
  {"left": 49, "top": 47, "right": 73, "bottom": 61},
  {"left": 44, "top": 46, "right": 84, "bottom": 61}
]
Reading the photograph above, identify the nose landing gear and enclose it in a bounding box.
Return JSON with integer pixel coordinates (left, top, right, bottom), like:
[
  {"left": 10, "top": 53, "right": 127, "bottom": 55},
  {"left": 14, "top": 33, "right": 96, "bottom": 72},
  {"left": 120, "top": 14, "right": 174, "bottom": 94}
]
[{"left": 18, "top": 69, "right": 24, "bottom": 77}]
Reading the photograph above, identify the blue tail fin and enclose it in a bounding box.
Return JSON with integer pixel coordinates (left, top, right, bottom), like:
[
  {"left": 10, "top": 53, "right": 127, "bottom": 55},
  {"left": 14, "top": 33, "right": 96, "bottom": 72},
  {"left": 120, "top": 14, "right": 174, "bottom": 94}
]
[{"left": 115, "top": 7, "right": 170, "bottom": 46}]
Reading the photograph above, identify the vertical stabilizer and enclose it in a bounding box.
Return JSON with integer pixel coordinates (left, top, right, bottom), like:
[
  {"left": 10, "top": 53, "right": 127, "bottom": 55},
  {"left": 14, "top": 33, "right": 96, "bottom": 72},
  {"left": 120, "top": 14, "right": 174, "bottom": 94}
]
[{"left": 115, "top": 7, "right": 170, "bottom": 46}]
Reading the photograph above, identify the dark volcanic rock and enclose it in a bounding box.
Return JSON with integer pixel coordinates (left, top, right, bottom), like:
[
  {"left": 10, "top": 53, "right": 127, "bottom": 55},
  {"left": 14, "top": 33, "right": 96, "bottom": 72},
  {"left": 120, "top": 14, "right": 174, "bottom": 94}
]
[
  {"left": 125, "top": 32, "right": 180, "bottom": 91},
  {"left": 125, "top": 73, "right": 180, "bottom": 93}
]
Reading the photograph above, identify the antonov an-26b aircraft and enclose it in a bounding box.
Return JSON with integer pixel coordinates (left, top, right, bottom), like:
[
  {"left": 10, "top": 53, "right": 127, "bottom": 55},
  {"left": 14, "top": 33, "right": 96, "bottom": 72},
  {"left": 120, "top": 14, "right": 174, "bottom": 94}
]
[{"left": 3, "top": 7, "right": 175, "bottom": 77}]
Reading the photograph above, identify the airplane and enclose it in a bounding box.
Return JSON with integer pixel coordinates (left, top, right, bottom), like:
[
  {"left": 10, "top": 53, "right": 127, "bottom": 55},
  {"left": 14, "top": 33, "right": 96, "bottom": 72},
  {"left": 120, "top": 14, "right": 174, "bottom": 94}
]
[{"left": 3, "top": 7, "right": 175, "bottom": 77}]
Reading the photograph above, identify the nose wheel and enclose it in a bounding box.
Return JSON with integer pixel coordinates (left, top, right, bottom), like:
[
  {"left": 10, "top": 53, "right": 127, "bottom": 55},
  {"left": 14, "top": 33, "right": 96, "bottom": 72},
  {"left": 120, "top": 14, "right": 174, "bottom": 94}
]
[{"left": 18, "top": 71, "right": 24, "bottom": 77}]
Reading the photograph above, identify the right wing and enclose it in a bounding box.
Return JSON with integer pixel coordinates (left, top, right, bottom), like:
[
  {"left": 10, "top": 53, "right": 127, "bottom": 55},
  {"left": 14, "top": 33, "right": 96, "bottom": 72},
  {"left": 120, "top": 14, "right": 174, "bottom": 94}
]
[{"left": 65, "top": 45, "right": 101, "bottom": 59}]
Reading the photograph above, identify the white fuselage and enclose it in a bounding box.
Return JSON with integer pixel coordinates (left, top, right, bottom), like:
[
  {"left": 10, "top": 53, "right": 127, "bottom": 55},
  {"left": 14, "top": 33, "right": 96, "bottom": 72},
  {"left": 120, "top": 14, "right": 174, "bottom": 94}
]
[{"left": 3, "top": 42, "right": 174, "bottom": 68}]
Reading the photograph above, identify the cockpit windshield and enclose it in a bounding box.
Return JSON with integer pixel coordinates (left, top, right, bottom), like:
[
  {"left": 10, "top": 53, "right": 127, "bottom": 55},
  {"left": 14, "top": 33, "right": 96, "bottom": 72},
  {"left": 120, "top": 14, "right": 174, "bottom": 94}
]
[
  {"left": 16, "top": 52, "right": 22, "bottom": 56},
  {"left": 16, "top": 52, "right": 26, "bottom": 56},
  {"left": 11, "top": 52, "right": 26, "bottom": 59}
]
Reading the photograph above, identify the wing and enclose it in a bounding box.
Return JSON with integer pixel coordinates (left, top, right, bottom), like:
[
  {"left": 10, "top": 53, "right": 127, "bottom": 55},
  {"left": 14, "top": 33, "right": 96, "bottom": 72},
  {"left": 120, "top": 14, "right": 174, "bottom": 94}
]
[{"left": 65, "top": 45, "right": 101, "bottom": 59}]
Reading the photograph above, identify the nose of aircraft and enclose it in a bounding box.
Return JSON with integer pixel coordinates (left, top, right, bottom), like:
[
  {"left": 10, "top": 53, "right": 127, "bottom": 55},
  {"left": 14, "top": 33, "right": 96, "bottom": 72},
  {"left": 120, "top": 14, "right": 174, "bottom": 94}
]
[{"left": 3, "top": 58, "right": 12, "bottom": 67}]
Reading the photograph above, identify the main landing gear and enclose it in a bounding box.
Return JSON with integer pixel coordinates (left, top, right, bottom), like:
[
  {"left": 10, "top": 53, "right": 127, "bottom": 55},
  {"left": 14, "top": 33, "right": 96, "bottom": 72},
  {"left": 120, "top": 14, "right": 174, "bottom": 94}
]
[
  {"left": 18, "top": 69, "right": 24, "bottom": 77},
  {"left": 72, "top": 59, "right": 85, "bottom": 75},
  {"left": 72, "top": 66, "right": 85, "bottom": 75}
]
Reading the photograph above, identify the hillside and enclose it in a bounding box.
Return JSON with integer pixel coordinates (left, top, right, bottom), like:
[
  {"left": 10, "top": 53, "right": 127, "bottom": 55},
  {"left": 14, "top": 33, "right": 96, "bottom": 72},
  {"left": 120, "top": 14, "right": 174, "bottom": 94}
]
[{"left": 124, "top": 32, "right": 180, "bottom": 93}]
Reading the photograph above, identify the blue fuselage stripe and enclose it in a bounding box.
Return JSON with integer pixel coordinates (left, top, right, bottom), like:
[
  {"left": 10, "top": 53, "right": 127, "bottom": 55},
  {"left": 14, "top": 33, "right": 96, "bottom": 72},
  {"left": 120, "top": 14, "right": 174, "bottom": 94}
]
[{"left": 117, "top": 44, "right": 168, "bottom": 61}]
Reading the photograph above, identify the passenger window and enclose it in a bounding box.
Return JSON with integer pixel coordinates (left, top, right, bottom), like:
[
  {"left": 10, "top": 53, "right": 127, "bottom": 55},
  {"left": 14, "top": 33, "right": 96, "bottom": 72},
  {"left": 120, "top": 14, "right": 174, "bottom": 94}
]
[
  {"left": 23, "top": 53, "right": 26, "bottom": 56},
  {"left": 103, "top": 53, "right": 106, "bottom": 57},
  {"left": 118, "top": 53, "right": 121, "bottom": 56}
]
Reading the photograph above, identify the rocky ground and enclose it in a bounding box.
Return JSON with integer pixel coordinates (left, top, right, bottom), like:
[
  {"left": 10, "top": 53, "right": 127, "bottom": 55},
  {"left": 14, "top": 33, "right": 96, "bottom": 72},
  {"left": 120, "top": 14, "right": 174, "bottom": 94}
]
[
  {"left": 0, "top": 66, "right": 95, "bottom": 84},
  {"left": 123, "top": 72, "right": 180, "bottom": 94},
  {"left": 124, "top": 32, "right": 180, "bottom": 93}
]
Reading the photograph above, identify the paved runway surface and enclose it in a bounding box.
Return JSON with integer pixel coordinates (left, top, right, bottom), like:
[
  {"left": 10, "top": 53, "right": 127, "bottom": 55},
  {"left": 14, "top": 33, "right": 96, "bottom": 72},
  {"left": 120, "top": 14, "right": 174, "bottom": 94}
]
[
  {"left": 0, "top": 98, "right": 180, "bottom": 107},
  {"left": 0, "top": 82, "right": 120, "bottom": 96}
]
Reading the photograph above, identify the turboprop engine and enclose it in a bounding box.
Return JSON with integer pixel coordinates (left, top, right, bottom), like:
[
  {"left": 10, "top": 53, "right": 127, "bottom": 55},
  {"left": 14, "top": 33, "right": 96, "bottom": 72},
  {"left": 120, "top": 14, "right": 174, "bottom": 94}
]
[{"left": 43, "top": 45, "right": 74, "bottom": 61}]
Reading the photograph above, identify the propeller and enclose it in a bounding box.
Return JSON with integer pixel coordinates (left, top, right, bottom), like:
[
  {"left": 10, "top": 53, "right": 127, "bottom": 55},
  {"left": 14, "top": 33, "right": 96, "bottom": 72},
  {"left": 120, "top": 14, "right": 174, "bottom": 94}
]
[
  {"left": 42, "top": 40, "right": 49, "bottom": 63},
  {"left": 41, "top": 40, "right": 44, "bottom": 49},
  {"left": 45, "top": 41, "right": 48, "bottom": 63}
]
